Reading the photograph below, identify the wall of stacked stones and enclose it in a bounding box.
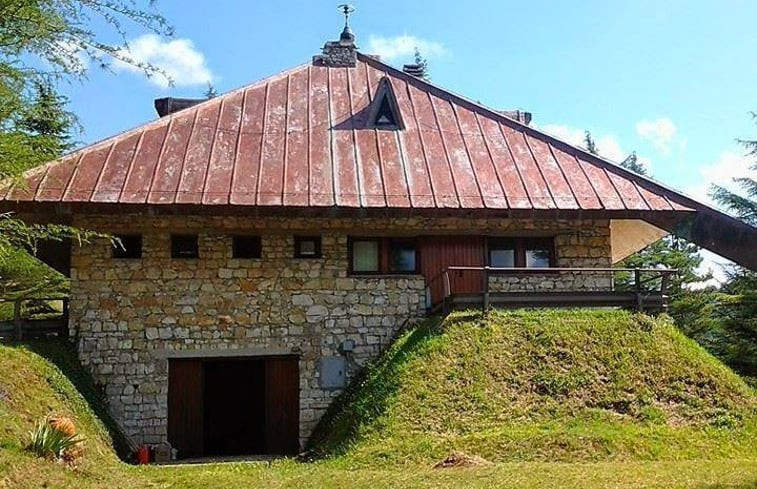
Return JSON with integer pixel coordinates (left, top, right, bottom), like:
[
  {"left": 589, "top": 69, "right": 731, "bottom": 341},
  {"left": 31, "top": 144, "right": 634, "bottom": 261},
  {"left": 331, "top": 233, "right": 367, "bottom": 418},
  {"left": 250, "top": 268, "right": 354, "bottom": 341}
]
[{"left": 68, "top": 214, "right": 612, "bottom": 448}]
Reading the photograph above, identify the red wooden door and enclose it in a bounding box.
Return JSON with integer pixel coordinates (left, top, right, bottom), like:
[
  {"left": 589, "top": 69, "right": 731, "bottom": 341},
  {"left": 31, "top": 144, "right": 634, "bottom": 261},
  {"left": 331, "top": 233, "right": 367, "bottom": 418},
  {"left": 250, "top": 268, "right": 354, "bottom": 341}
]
[
  {"left": 168, "top": 359, "right": 204, "bottom": 458},
  {"left": 420, "top": 236, "right": 486, "bottom": 305},
  {"left": 264, "top": 357, "right": 300, "bottom": 455}
]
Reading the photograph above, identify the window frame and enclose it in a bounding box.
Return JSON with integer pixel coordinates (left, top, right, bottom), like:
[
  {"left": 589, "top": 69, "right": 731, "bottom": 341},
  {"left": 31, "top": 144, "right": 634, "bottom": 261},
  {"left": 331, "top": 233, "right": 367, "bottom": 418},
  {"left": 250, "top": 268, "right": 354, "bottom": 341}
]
[
  {"left": 232, "top": 235, "right": 262, "bottom": 259},
  {"left": 348, "top": 237, "right": 419, "bottom": 275},
  {"left": 487, "top": 237, "right": 556, "bottom": 270},
  {"left": 293, "top": 235, "right": 322, "bottom": 259},
  {"left": 112, "top": 234, "right": 143, "bottom": 259},
  {"left": 171, "top": 234, "right": 199, "bottom": 259}
]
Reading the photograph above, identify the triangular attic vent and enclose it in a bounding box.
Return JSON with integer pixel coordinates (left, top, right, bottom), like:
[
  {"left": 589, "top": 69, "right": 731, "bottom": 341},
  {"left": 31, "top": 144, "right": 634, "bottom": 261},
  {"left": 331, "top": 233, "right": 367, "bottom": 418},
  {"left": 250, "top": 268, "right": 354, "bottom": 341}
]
[{"left": 367, "top": 77, "right": 404, "bottom": 130}]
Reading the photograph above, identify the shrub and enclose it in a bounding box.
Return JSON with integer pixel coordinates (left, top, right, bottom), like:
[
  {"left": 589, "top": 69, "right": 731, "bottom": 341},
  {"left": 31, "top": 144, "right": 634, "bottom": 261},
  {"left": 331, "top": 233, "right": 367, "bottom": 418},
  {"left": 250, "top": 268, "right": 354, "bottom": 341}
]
[{"left": 28, "top": 419, "right": 83, "bottom": 461}]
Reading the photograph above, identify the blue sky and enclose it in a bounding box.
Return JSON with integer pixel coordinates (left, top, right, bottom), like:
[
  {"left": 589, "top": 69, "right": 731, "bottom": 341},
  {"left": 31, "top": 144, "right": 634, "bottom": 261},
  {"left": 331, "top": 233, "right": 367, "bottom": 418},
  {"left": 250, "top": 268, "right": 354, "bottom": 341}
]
[{"left": 60, "top": 0, "right": 756, "bottom": 279}]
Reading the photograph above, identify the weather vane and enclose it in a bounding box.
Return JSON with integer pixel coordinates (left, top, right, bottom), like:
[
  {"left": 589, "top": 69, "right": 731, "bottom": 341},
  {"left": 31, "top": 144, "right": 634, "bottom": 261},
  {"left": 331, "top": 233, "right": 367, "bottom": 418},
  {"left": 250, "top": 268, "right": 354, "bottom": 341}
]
[{"left": 338, "top": 4, "right": 355, "bottom": 29}]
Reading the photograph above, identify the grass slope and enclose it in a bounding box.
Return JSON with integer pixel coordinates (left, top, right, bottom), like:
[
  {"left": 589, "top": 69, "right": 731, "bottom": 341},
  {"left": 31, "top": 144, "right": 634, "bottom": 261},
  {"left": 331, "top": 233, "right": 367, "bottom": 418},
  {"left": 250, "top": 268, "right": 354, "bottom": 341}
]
[
  {"left": 1, "top": 313, "right": 755, "bottom": 489},
  {"left": 309, "top": 309, "right": 757, "bottom": 466},
  {"left": 0, "top": 340, "right": 150, "bottom": 488}
]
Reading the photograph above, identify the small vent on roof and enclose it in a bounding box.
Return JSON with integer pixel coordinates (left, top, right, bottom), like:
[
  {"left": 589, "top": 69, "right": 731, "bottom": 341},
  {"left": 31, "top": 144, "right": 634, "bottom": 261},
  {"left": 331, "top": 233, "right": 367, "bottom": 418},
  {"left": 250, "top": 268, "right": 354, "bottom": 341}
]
[
  {"left": 402, "top": 64, "right": 425, "bottom": 78},
  {"left": 154, "top": 97, "right": 204, "bottom": 117},
  {"left": 499, "top": 109, "right": 533, "bottom": 126},
  {"left": 367, "top": 77, "right": 403, "bottom": 130}
]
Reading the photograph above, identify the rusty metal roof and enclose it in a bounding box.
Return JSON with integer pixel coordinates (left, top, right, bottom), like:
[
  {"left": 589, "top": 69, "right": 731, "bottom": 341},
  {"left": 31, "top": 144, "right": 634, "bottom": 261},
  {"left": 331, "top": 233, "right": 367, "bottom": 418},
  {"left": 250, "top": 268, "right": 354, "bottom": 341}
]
[{"left": 0, "top": 54, "right": 695, "bottom": 212}]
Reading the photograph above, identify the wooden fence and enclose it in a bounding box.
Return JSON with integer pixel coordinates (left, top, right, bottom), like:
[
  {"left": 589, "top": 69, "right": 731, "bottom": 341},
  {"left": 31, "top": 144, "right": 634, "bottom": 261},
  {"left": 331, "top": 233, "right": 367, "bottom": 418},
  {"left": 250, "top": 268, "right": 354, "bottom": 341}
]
[{"left": 0, "top": 297, "right": 69, "bottom": 341}]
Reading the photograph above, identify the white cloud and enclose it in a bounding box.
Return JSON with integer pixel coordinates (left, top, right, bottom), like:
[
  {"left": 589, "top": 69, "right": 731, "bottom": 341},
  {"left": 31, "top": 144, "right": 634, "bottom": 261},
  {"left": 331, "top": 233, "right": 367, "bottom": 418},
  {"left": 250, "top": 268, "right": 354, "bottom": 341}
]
[
  {"left": 366, "top": 34, "right": 445, "bottom": 62},
  {"left": 539, "top": 124, "right": 650, "bottom": 170},
  {"left": 113, "top": 34, "right": 214, "bottom": 88},
  {"left": 686, "top": 149, "right": 755, "bottom": 205},
  {"left": 635, "top": 118, "right": 677, "bottom": 154}
]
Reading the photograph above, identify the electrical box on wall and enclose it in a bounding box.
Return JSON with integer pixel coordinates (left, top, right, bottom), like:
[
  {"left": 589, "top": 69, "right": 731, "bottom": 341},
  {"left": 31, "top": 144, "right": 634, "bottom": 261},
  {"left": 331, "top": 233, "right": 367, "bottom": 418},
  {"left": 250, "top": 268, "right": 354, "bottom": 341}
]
[{"left": 319, "top": 356, "right": 346, "bottom": 389}]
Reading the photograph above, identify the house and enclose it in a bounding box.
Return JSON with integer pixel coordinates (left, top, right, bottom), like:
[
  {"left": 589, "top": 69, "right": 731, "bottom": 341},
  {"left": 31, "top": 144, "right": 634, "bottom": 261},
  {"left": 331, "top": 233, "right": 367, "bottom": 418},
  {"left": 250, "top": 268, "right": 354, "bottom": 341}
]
[{"left": 1, "top": 22, "right": 755, "bottom": 460}]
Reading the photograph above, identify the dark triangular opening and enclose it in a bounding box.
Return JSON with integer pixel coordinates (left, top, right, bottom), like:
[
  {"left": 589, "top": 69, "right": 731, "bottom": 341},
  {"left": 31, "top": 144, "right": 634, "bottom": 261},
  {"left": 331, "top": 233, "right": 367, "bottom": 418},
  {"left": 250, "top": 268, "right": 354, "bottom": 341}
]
[{"left": 367, "top": 77, "right": 404, "bottom": 130}]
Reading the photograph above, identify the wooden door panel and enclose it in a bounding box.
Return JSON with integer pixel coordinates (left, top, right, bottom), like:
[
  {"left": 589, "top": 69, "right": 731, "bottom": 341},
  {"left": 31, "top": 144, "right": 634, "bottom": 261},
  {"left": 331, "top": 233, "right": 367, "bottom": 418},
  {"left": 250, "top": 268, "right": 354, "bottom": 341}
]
[
  {"left": 168, "top": 359, "right": 204, "bottom": 458},
  {"left": 264, "top": 357, "right": 300, "bottom": 455},
  {"left": 420, "top": 236, "right": 486, "bottom": 304}
]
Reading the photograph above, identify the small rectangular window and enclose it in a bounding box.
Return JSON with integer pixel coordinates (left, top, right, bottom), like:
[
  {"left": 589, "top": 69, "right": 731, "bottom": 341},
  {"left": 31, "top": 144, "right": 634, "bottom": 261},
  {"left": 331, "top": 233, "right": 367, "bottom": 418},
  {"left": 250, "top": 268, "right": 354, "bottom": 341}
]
[
  {"left": 489, "top": 238, "right": 516, "bottom": 267},
  {"left": 171, "top": 234, "right": 199, "bottom": 259},
  {"left": 294, "top": 236, "right": 321, "bottom": 258},
  {"left": 113, "top": 234, "right": 142, "bottom": 259},
  {"left": 351, "top": 239, "right": 380, "bottom": 273},
  {"left": 389, "top": 239, "right": 417, "bottom": 273},
  {"left": 233, "top": 235, "right": 261, "bottom": 259},
  {"left": 488, "top": 237, "right": 554, "bottom": 268}
]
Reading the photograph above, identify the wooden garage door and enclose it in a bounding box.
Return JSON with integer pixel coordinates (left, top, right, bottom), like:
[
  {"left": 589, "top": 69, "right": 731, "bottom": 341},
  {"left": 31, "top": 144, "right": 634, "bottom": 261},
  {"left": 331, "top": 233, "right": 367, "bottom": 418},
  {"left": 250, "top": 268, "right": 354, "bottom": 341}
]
[
  {"left": 264, "top": 357, "right": 300, "bottom": 455},
  {"left": 167, "top": 359, "right": 204, "bottom": 458}
]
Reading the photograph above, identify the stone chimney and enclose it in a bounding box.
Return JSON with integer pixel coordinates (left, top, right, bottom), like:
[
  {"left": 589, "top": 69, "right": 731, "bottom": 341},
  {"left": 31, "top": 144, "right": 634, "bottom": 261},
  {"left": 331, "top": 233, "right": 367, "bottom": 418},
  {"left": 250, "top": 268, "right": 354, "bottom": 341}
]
[{"left": 313, "top": 5, "right": 357, "bottom": 68}]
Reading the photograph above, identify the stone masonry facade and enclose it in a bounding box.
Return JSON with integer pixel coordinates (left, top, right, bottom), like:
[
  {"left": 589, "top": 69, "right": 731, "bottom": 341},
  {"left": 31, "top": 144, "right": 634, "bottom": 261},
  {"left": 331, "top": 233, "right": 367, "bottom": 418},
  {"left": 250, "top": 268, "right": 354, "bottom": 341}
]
[{"left": 69, "top": 215, "right": 612, "bottom": 449}]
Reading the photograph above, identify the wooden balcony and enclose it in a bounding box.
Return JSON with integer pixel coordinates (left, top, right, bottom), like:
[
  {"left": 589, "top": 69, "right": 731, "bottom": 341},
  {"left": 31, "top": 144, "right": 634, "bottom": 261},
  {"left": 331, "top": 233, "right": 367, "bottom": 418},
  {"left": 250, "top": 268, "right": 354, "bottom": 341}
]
[
  {"left": 0, "top": 297, "right": 69, "bottom": 341},
  {"left": 425, "top": 267, "right": 677, "bottom": 315}
]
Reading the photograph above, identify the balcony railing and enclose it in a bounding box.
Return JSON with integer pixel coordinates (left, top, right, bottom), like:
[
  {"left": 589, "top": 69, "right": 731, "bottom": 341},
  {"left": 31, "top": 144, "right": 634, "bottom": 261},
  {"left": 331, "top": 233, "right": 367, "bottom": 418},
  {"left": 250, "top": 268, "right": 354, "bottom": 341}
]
[
  {"left": 425, "top": 267, "right": 677, "bottom": 315},
  {"left": 0, "top": 297, "right": 69, "bottom": 341}
]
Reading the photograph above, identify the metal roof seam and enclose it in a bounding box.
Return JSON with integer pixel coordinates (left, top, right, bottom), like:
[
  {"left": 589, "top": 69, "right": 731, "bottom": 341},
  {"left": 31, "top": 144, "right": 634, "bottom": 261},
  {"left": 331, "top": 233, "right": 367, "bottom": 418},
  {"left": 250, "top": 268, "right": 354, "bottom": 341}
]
[
  {"left": 115, "top": 129, "right": 147, "bottom": 203},
  {"left": 427, "top": 92, "right": 462, "bottom": 208},
  {"left": 471, "top": 112, "right": 510, "bottom": 209},
  {"left": 497, "top": 124, "right": 534, "bottom": 209},
  {"left": 449, "top": 101, "right": 486, "bottom": 208},
  {"left": 229, "top": 86, "right": 250, "bottom": 205},
  {"left": 544, "top": 140, "right": 582, "bottom": 209},
  {"left": 254, "top": 80, "right": 272, "bottom": 206}
]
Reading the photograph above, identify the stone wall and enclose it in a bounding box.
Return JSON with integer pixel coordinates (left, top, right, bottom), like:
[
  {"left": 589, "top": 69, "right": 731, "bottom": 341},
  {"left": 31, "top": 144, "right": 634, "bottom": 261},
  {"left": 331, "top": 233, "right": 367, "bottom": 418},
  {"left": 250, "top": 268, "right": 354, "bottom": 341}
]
[{"left": 68, "top": 215, "right": 612, "bottom": 450}]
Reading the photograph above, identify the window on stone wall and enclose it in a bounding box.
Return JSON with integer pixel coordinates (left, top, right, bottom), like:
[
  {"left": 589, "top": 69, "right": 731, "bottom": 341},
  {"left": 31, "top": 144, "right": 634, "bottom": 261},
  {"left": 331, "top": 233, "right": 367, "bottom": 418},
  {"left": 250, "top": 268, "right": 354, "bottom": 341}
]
[
  {"left": 171, "top": 234, "right": 199, "bottom": 259},
  {"left": 113, "top": 234, "right": 142, "bottom": 259},
  {"left": 294, "top": 236, "right": 322, "bottom": 258},
  {"left": 488, "top": 237, "right": 555, "bottom": 268},
  {"left": 233, "top": 235, "right": 262, "bottom": 259},
  {"left": 349, "top": 237, "right": 418, "bottom": 274}
]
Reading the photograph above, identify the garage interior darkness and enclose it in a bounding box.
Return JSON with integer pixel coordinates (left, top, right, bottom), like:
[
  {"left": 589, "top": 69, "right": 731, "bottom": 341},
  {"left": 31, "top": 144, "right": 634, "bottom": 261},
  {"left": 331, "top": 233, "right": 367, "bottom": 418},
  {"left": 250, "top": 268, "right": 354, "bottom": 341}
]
[{"left": 168, "top": 356, "right": 299, "bottom": 459}]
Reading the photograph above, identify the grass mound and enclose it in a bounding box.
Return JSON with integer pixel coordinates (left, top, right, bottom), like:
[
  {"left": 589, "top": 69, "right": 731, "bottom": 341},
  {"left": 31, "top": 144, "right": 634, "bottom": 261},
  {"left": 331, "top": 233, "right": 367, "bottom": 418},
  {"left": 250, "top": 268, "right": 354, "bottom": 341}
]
[
  {"left": 309, "top": 309, "right": 757, "bottom": 466},
  {"left": 0, "top": 339, "right": 148, "bottom": 488}
]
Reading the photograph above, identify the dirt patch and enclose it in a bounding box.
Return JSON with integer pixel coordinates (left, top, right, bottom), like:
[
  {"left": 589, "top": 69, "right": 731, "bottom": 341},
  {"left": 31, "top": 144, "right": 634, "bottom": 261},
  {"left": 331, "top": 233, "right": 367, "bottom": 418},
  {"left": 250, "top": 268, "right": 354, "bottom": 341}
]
[{"left": 433, "top": 451, "right": 492, "bottom": 469}]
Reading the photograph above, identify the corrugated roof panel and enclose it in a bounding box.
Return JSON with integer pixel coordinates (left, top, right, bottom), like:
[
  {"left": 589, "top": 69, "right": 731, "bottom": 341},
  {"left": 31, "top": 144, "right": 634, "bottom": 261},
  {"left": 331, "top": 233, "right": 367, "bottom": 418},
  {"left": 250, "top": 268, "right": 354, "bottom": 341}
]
[
  {"left": 91, "top": 131, "right": 140, "bottom": 203},
  {"left": 307, "top": 66, "right": 334, "bottom": 206},
  {"left": 525, "top": 135, "right": 578, "bottom": 209},
  {"left": 120, "top": 124, "right": 169, "bottom": 203},
  {"left": 282, "top": 66, "right": 310, "bottom": 207},
  {"left": 203, "top": 91, "right": 243, "bottom": 205},
  {"left": 453, "top": 106, "right": 506, "bottom": 209},
  {"left": 502, "top": 128, "right": 555, "bottom": 209},
  {"left": 230, "top": 85, "right": 266, "bottom": 206},
  {"left": 476, "top": 115, "right": 531, "bottom": 209},
  {"left": 390, "top": 76, "right": 435, "bottom": 208},
  {"left": 548, "top": 146, "right": 602, "bottom": 210},
  {"left": 431, "top": 96, "right": 483, "bottom": 208},
  {"left": 329, "top": 68, "right": 360, "bottom": 207},
  {"left": 350, "top": 64, "right": 386, "bottom": 208},
  {"left": 1, "top": 54, "right": 697, "bottom": 215},
  {"left": 409, "top": 84, "right": 459, "bottom": 208},
  {"left": 36, "top": 155, "right": 78, "bottom": 202},
  {"left": 147, "top": 109, "right": 194, "bottom": 204}
]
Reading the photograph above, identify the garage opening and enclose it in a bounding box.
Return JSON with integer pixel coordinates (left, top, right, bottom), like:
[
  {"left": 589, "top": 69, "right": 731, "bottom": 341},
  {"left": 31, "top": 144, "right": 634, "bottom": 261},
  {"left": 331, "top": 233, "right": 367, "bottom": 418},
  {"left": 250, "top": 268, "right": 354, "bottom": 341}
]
[{"left": 167, "top": 356, "right": 299, "bottom": 459}]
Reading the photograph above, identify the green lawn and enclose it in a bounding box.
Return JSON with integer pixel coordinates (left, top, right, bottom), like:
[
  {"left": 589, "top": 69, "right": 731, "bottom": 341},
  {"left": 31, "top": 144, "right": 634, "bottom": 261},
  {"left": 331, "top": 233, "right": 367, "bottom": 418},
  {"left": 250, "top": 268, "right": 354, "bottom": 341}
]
[{"left": 1, "top": 311, "right": 756, "bottom": 488}]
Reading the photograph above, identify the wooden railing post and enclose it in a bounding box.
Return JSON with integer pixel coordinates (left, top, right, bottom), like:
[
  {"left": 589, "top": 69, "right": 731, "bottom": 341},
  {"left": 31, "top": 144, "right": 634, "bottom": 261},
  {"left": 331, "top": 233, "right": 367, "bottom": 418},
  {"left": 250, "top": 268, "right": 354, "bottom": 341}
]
[
  {"left": 634, "top": 269, "right": 643, "bottom": 311},
  {"left": 13, "top": 299, "right": 22, "bottom": 341},
  {"left": 59, "top": 298, "right": 70, "bottom": 339},
  {"left": 482, "top": 266, "right": 490, "bottom": 313}
]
